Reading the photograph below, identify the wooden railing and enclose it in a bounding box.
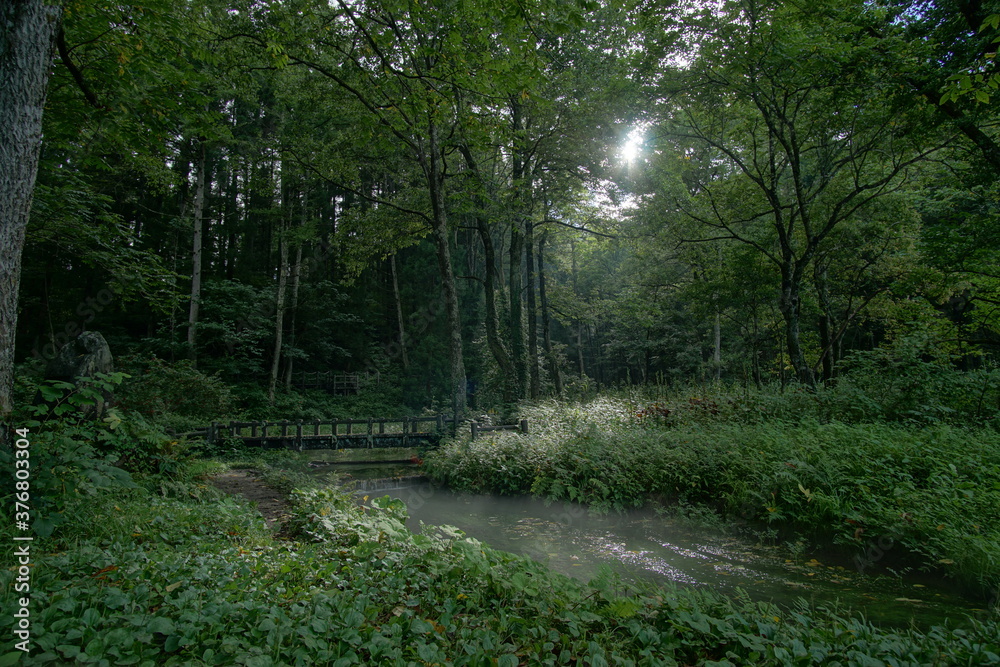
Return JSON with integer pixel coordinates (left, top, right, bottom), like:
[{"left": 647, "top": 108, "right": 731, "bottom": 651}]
[
  {"left": 471, "top": 419, "right": 529, "bottom": 440},
  {"left": 168, "top": 415, "right": 529, "bottom": 450}
]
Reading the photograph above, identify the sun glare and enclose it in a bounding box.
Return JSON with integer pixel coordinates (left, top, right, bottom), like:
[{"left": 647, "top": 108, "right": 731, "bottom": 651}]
[{"left": 621, "top": 128, "right": 644, "bottom": 163}]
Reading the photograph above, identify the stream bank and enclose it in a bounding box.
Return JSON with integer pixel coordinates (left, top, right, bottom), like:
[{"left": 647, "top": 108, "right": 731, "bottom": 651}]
[{"left": 304, "top": 460, "right": 991, "bottom": 630}]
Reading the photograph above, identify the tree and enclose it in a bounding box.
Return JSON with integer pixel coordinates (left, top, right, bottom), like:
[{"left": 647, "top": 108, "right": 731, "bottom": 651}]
[
  {"left": 643, "top": 0, "right": 941, "bottom": 385},
  {"left": 0, "top": 0, "right": 62, "bottom": 420}
]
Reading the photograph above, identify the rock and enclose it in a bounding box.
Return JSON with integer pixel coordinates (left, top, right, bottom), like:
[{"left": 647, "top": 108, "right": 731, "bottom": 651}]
[
  {"left": 45, "top": 331, "right": 114, "bottom": 382},
  {"left": 40, "top": 331, "right": 115, "bottom": 418}
]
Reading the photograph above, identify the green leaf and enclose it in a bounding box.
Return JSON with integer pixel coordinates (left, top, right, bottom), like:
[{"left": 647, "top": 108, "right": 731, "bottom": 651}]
[
  {"left": 0, "top": 653, "right": 24, "bottom": 667},
  {"left": 33, "top": 517, "right": 56, "bottom": 538},
  {"left": 85, "top": 637, "right": 105, "bottom": 657},
  {"left": 39, "top": 386, "right": 63, "bottom": 401},
  {"left": 244, "top": 657, "right": 274, "bottom": 667},
  {"left": 147, "top": 617, "right": 175, "bottom": 635},
  {"left": 57, "top": 645, "right": 80, "bottom": 659}
]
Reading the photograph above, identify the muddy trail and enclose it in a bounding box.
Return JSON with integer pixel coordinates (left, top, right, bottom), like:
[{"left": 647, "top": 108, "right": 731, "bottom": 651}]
[{"left": 210, "top": 469, "right": 290, "bottom": 530}]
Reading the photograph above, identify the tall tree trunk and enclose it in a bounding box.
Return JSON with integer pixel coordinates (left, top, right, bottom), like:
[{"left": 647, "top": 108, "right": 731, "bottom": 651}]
[
  {"left": 814, "top": 263, "right": 835, "bottom": 384},
  {"left": 0, "top": 0, "right": 62, "bottom": 421},
  {"left": 458, "top": 144, "right": 515, "bottom": 400},
  {"left": 284, "top": 189, "right": 307, "bottom": 390},
  {"left": 509, "top": 98, "right": 529, "bottom": 400},
  {"left": 526, "top": 222, "right": 540, "bottom": 399},
  {"left": 478, "top": 216, "right": 515, "bottom": 402},
  {"left": 779, "top": 263, "right": 815, "bottom": 387},
  {"left": 537, "top": 232, "right": 562, "bottom": 395},
  {"left": 225, "top": 161, "right": 238, "bottom": 280},
  {"left": 284, "top": 236, "right": 303, "bottom": 391},
  {"left": 713, "top": 311, "right": 722, "bottom": 382},
  {"left": 269, "top": 228, "right": 289, "bottom": 404},
  {"left": 424, "top": 121, "right": 466, "bottom": 418},
  {"left": 390, "top": 253, "right": 409, "bottom": 369},
  {"left": 712, "top": 245, "right": 722, "bottom": 382},
  {"left": 186, "top": 143, "right": 208, "bottom": 366},
  {"left": 509, "top": 218, "right": 526, "bottom": 398},
  {"left": 570, "top": 238, "right": 586, "bottom": 377}
]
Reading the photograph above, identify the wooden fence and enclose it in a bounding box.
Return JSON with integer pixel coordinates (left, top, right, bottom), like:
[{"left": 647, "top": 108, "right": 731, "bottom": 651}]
[
  {"left": 471, "top": 419, "right": 529, "bottom": 440},
  {"left": 170, "top": 415, "right": 529, "bottom": 450}
]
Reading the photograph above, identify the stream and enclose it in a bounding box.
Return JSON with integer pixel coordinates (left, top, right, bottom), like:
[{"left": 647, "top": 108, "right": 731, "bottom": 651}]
[{"left": 304, "top": 459, "right": 988, "bottom": 629}]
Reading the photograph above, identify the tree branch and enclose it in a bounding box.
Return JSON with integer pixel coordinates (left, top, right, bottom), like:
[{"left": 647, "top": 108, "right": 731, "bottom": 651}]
[
  {"left": 56, "top": 28, "right": 106, "bottom": 111},
  {"left": 539, "top": 218, "right": 617, "bottom": 239}
]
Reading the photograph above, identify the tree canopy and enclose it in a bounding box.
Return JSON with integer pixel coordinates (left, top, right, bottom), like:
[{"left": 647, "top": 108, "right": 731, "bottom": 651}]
[{"left": 3, "top": 0, "right": 1000, "bottom": 416}]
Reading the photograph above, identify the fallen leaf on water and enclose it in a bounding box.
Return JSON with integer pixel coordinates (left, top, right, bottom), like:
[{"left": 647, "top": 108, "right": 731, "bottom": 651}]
[{"left": 895, "top": 598, "right": 922, "bottom": 603}]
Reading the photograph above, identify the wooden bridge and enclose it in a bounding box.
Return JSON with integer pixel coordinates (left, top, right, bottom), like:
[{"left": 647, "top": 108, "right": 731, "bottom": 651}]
[{"left": 185, "top": 415, "right": 528, "bottom": 450}]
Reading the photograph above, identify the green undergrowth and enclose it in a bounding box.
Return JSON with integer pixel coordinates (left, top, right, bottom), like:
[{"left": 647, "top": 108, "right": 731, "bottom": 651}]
[
  {"left": 424, "top": 397, "right": 1000, "bottom": 601},
  {"left": 2, "top": 464, "right": 1000, "bottom": 666},
  {"left": 3, "top": 382, "right": 999, "bottom": 666}
]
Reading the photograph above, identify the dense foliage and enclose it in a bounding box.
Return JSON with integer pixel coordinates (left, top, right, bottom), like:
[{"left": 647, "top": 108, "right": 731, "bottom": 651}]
[
  {"left": 3, "top": 414, "right": 999, "bottom": 665},
  {"left": 3, "top": 0, "right": 999, "bottom": 417}
]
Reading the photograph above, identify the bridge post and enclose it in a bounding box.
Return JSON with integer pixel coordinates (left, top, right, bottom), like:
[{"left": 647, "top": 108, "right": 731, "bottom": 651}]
[
  {"left": 436, "top": 414, "right": 444, "bottom": 432},
  {"left": 251, "top": 422, "right": 259, "bottom": 438},
  {"left": 520, "top": 419, "right": 528, "bottom": 435},
  {"left": 471, "top": 422, "right": 479, "bottom": 441},
  {"left": 296, "top": 420, "right": 303, "bottom": 451}
]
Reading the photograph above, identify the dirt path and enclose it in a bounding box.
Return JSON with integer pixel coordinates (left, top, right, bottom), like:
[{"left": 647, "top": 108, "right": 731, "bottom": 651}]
[{"left": 210, "top": 469, "right": 290, "bottom": 530}]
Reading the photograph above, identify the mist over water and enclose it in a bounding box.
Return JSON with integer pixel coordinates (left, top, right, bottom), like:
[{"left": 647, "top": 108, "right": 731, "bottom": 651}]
[{"left": 311, "top": 462, "right": 986, "bottom": 628}]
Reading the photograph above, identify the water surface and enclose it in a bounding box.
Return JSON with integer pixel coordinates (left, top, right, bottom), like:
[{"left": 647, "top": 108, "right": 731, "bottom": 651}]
[{"left": 306, "top": 461, "right": 989, "bottom": 628}]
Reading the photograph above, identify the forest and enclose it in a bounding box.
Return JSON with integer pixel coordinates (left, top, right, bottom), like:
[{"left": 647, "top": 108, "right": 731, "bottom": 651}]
[
  {"left": 1, "top": 0, "right": 996, "bottom": 418},
  {"left": 2, "top": 0, "right": 1000, "bottom": 664}
]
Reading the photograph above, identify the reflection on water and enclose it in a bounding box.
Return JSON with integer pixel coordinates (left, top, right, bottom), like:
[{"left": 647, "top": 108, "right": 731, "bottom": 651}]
[{"left": 308, "top": 462, "right": 987, "bottom": 628}]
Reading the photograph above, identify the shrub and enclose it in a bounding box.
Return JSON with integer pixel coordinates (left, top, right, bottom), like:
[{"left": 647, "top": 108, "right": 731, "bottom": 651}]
[{"left": 115, "top": 355, "right": 234, "bottom": 427}]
